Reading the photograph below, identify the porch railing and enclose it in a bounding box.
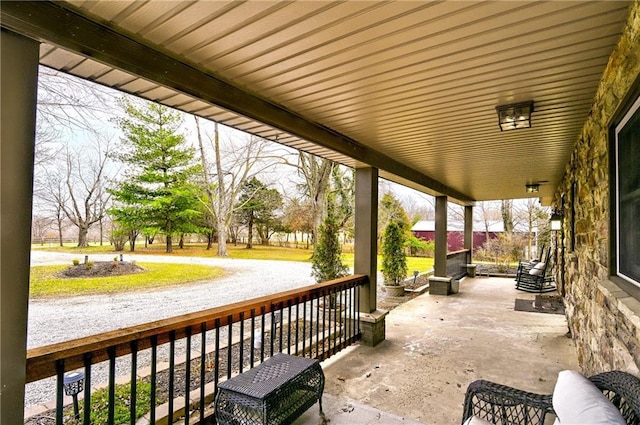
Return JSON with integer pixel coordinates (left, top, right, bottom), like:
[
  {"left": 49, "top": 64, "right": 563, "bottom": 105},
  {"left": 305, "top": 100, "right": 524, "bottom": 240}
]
[
  {"left": 446, "top": 249, "right": 470, "bottom": 280},
  {"left": 26, "top": 274, "right": 367, "bottom": 424}
]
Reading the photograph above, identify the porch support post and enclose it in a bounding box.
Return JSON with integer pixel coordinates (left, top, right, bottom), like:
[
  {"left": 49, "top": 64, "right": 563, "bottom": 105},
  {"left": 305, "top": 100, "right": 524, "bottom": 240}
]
[
  {"left": 434, "top": 196, "right": 448, "bottom": 277},
  {"left": 354, "top": 167, "right": 386, "bottom": 346},
  {"left": 1, "top": 29, "right": 39, "bottom": 424},
  {"left": 464, "top": 205, "right": 473, "bottom": 264}
]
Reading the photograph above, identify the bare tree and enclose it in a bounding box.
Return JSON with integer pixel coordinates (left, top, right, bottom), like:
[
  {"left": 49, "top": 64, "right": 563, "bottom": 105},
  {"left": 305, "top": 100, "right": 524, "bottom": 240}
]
[
  {"left": 290, "top": 152, "right": 335, "bottom": 243},
  {"left": 195, "top": 118, "right": 283, "bottom": 256},
  {"left": 31, "top": 215, "right": 55, "bottom": 245},
  {"left": 44, "top": 139, "right": 113, "bottom": 247},
  {"left": 37, "top": 67, "right": 115, "bottom": 134},
  {"left": 501, "top": 199, "right": 514, "bottom": 234},
  {"left": 513, "top": 198, "right": 548, "bottom": 258}
]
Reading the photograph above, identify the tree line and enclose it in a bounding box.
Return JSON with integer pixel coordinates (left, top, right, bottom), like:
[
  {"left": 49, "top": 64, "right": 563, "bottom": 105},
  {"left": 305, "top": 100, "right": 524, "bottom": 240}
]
[
  {"left": 32, "top": 73, "right": 357, "bottom": 253},
  {"left": 32, "top": 68, "right": 550, "bottom": 261}
]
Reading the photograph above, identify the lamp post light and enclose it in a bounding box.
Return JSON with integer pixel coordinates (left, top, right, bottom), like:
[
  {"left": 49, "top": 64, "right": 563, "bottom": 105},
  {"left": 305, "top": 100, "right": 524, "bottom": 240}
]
[{"left": 63, "top": 371, "right": 85, "bottom": 419}]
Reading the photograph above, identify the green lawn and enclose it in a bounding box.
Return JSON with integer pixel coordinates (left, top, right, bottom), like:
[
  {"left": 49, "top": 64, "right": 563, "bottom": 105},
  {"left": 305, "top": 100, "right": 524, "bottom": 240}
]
[
  {"left": 31, "top": 244, "right": 435, "bottom": 297},
  {"left": 30, "top": 262, "right": 224, "bottom": 297},
  {"left": 32, "top": 243, "right": 435, "bottom": 275}
]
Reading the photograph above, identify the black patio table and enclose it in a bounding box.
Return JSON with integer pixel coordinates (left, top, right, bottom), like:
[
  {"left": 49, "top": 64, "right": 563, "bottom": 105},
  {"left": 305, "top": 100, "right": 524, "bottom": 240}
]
[{"left": 214, "top": 352, "right": 325, "bottom": 425}]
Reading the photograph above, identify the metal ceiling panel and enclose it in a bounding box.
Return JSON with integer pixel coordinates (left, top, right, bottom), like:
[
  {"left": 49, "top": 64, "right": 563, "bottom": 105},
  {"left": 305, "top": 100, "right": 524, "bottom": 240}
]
[{"left": 2, "top": 0, "right": 632, "bottom": 204}]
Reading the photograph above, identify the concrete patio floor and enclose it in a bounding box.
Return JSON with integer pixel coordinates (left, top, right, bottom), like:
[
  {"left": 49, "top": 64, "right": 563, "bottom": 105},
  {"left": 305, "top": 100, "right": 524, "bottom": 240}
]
[{"left": 296, "top": 276, "right": 578, "bottom": 425}]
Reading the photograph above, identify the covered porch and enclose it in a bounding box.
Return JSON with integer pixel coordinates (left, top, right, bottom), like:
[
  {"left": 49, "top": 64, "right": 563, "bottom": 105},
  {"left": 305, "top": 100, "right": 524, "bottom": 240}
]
[
  {"left": 2, "top": 1, "right": 640, "bottom": 423},
  {"left": 298, "top": 276, "right": 576, "bottom": 425}
]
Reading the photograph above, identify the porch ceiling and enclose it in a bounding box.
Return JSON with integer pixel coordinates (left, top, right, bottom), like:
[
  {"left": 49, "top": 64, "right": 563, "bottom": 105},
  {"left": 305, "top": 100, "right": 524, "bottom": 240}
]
[{"left": 1, "top": 1, "right": 631, "bottom": 205}]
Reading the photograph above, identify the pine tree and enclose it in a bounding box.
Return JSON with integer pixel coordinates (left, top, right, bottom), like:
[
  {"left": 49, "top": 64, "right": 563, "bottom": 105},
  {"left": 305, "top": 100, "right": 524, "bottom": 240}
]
[
  {"left": 311, "top": 200, "right": 349, "bottom": 284},
  {"left": 382, "top": 221, "right": 408, "bottom": 286},
  {"left": 109, "top": 100, "right": 201, "bottom": 253}
]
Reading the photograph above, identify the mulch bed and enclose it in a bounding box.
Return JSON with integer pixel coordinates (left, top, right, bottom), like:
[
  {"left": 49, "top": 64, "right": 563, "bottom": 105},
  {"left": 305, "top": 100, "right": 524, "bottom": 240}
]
[{"left": 58, "top": 261, "right": 145, "bottom": 278}]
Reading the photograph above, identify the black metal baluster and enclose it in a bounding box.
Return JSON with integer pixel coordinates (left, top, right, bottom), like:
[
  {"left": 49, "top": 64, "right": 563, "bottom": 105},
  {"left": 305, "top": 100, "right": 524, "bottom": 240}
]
[
  {"left": 261, "top": 306, "right": 266, "bottom": 362},
  {"left": 227, "top": 314, "right": 233, "bottom": 379},
  {"left": 356, "top": 285, "right": 361, "bottom": 339},
  {"left": 200, "top": 322, "right": 206, "bottom": 424},
  {"left": 55, "top": 359, "right": 64, "bottom": 425},
  {"left": 239, "top": 312, "right": 245, "bottom": 373},
  {"left": 150, "top": 335, "right": 157, "bottom": 424},
  {"left": 184, "top": 327, "right": 191, "bottom": 425},
  {"left": 349, "top": 286, "right": 356, "bottom": 342},
  {"left": 168, "top": 331, "right": 176, "bottom": 424},
  {"left": 250, "top": 309, "right": 256, "bottom": 368},
  {"left": 83, "top": 353, "right": 92, "bottom": 425},
  {"left": 270, "top": 304, "right": 275, "bottom": 357},
  {"left": 332, "top": 288, "right": 337, "bottom": 355},
  {"left": 130, "top": 340, "right": 138, "bottom": 425},
  {"left": 278, "top": 301, "right": 284, "bottom": 353},
  {"left": 337, "top": 288, "right": 342, "bottom": 351},
  {"left": 309, "top": 296, "right": 314, "bottom": 358},
  {"left": 302, "top": 296, "right": 307, "bottom": 357},
  {"left": 214, "top": 318, "right": 220, "bottom": 400},
  {"left": 316, "top": 294, "right": 321, "bottom": 359},
  {"left": 322, "top": 291, "right": 327, "bottom": 360},
  {"left": 295, "top": 298, "right": 300, "bottom": 355},
  {"left": 344, "top": 287, "right": 352, "bottom": 344},
  {"left": 287, "top": 300, "right": 292, "bottom": 354},
  {"left": 108, "top": 346, "right": 116, "bottom": 425},
  {"left": 341, "top": 287, "right": 345, "bottom": 348}
]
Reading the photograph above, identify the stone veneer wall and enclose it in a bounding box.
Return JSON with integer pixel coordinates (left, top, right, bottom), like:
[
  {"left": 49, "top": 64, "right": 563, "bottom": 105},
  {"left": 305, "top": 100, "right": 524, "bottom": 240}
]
[{"left": 555, "top": 0, "right": 640, "bottom": 376}]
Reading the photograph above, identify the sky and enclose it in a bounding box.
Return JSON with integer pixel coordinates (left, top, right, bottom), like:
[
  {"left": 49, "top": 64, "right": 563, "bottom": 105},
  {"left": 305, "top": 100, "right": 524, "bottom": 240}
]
[{"left": 34, "top": 66, "right": 542, "bottom": 223}]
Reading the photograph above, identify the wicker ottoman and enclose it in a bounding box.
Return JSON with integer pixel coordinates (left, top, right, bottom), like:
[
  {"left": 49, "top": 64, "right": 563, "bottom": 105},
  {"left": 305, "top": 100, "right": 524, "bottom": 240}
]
[{"left": 214, "top": 353, "right": 325, "bottom": 425}]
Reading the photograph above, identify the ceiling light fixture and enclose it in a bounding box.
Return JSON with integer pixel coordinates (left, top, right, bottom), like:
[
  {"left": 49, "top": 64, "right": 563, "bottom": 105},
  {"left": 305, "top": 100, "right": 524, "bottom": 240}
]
[
  {"left": 526, "top": 183, "right": 540, "bottom": 193},
  {"left": 496, "top": 101, "right": 534, "bottom": 131}
]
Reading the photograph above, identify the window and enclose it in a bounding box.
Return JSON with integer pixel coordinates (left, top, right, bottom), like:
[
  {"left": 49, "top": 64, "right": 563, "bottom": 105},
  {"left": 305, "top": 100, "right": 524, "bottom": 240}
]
[{"left": 614, "top": 93, "right": 640, "bottom": 287}]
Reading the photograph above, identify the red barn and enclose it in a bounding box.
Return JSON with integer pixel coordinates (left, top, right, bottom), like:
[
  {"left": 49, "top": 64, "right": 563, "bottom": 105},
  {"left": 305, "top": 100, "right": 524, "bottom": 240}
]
[{"left": 411, "top": 220, "right": 534, "bottom": 252}]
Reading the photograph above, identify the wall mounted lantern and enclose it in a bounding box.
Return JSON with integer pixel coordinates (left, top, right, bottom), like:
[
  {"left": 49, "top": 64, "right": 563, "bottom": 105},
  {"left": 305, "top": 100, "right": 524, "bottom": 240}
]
[
  {"left": 550, "top": 210, "right": 563, "bottom": 231},
  {"left": 496, "top": 101, "right": 534, "bottom": 131}
]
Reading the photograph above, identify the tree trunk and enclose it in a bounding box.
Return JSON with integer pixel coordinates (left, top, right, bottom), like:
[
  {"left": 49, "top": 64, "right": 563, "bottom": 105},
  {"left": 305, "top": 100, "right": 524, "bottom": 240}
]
[
  {"left": 77, "top": 224, "right": 89, "bottom": 247},
  {"left": 129, "top": 230, "right": 137, "bottom": 252},
  {"left": 501, "top": 199, "right": 514, "bottom": 234},
  {"left": 166, "top": 234, "right": 173, "bottom": 253},
  {"left": 179, "top": 233, "right": 184, "bottom": 249},
  {"left": 58, "top": 220, "right": 64, "bottom": 247},
  {"left": 246, "top": 215, "right": 254, "bottom": 249}
]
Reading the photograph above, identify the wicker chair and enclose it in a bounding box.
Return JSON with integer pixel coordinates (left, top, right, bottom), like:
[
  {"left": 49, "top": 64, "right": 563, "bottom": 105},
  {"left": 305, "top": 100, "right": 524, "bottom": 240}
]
[{"left": 461, "top": 370, "right": 640, "bottom": 425}]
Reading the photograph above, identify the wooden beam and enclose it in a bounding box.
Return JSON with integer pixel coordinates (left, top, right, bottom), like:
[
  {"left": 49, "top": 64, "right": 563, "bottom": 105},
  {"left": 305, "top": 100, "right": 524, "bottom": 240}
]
[{"left": 0, "top": 1, "right": 474, "bottom": 204}]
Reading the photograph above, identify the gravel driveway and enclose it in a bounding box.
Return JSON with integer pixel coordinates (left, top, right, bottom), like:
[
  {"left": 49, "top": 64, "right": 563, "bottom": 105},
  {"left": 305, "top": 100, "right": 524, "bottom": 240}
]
[
  {"left": 28, "top": 251, "right": 317, "bottom": 348},
  {"left": 26, "top": 250, "right": 319, "bottom": 409}
]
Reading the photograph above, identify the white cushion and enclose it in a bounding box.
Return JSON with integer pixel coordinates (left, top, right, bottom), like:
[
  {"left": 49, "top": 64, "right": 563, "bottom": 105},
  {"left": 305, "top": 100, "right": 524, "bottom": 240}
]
[
  {"left": 463, "top": 416, "right": 493, "bottom": 425},
  {"left": 529, "top": 267, "right": 544, "bottom": 276},
  {"left": 552, "top": 370, "right": 626, "bottom": 424},
  {"left": 533, "top": 262, "right": 546, "bottom": 269}
]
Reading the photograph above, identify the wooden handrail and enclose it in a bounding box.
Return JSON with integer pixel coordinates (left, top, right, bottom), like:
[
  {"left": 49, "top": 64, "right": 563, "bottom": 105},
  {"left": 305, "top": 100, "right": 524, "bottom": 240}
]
[
  {"left": 447, "top": 249, "right": 470, "bottom": 257},
  {"left": 26, "top": 274, "right": 368, "bottom": 383}
]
